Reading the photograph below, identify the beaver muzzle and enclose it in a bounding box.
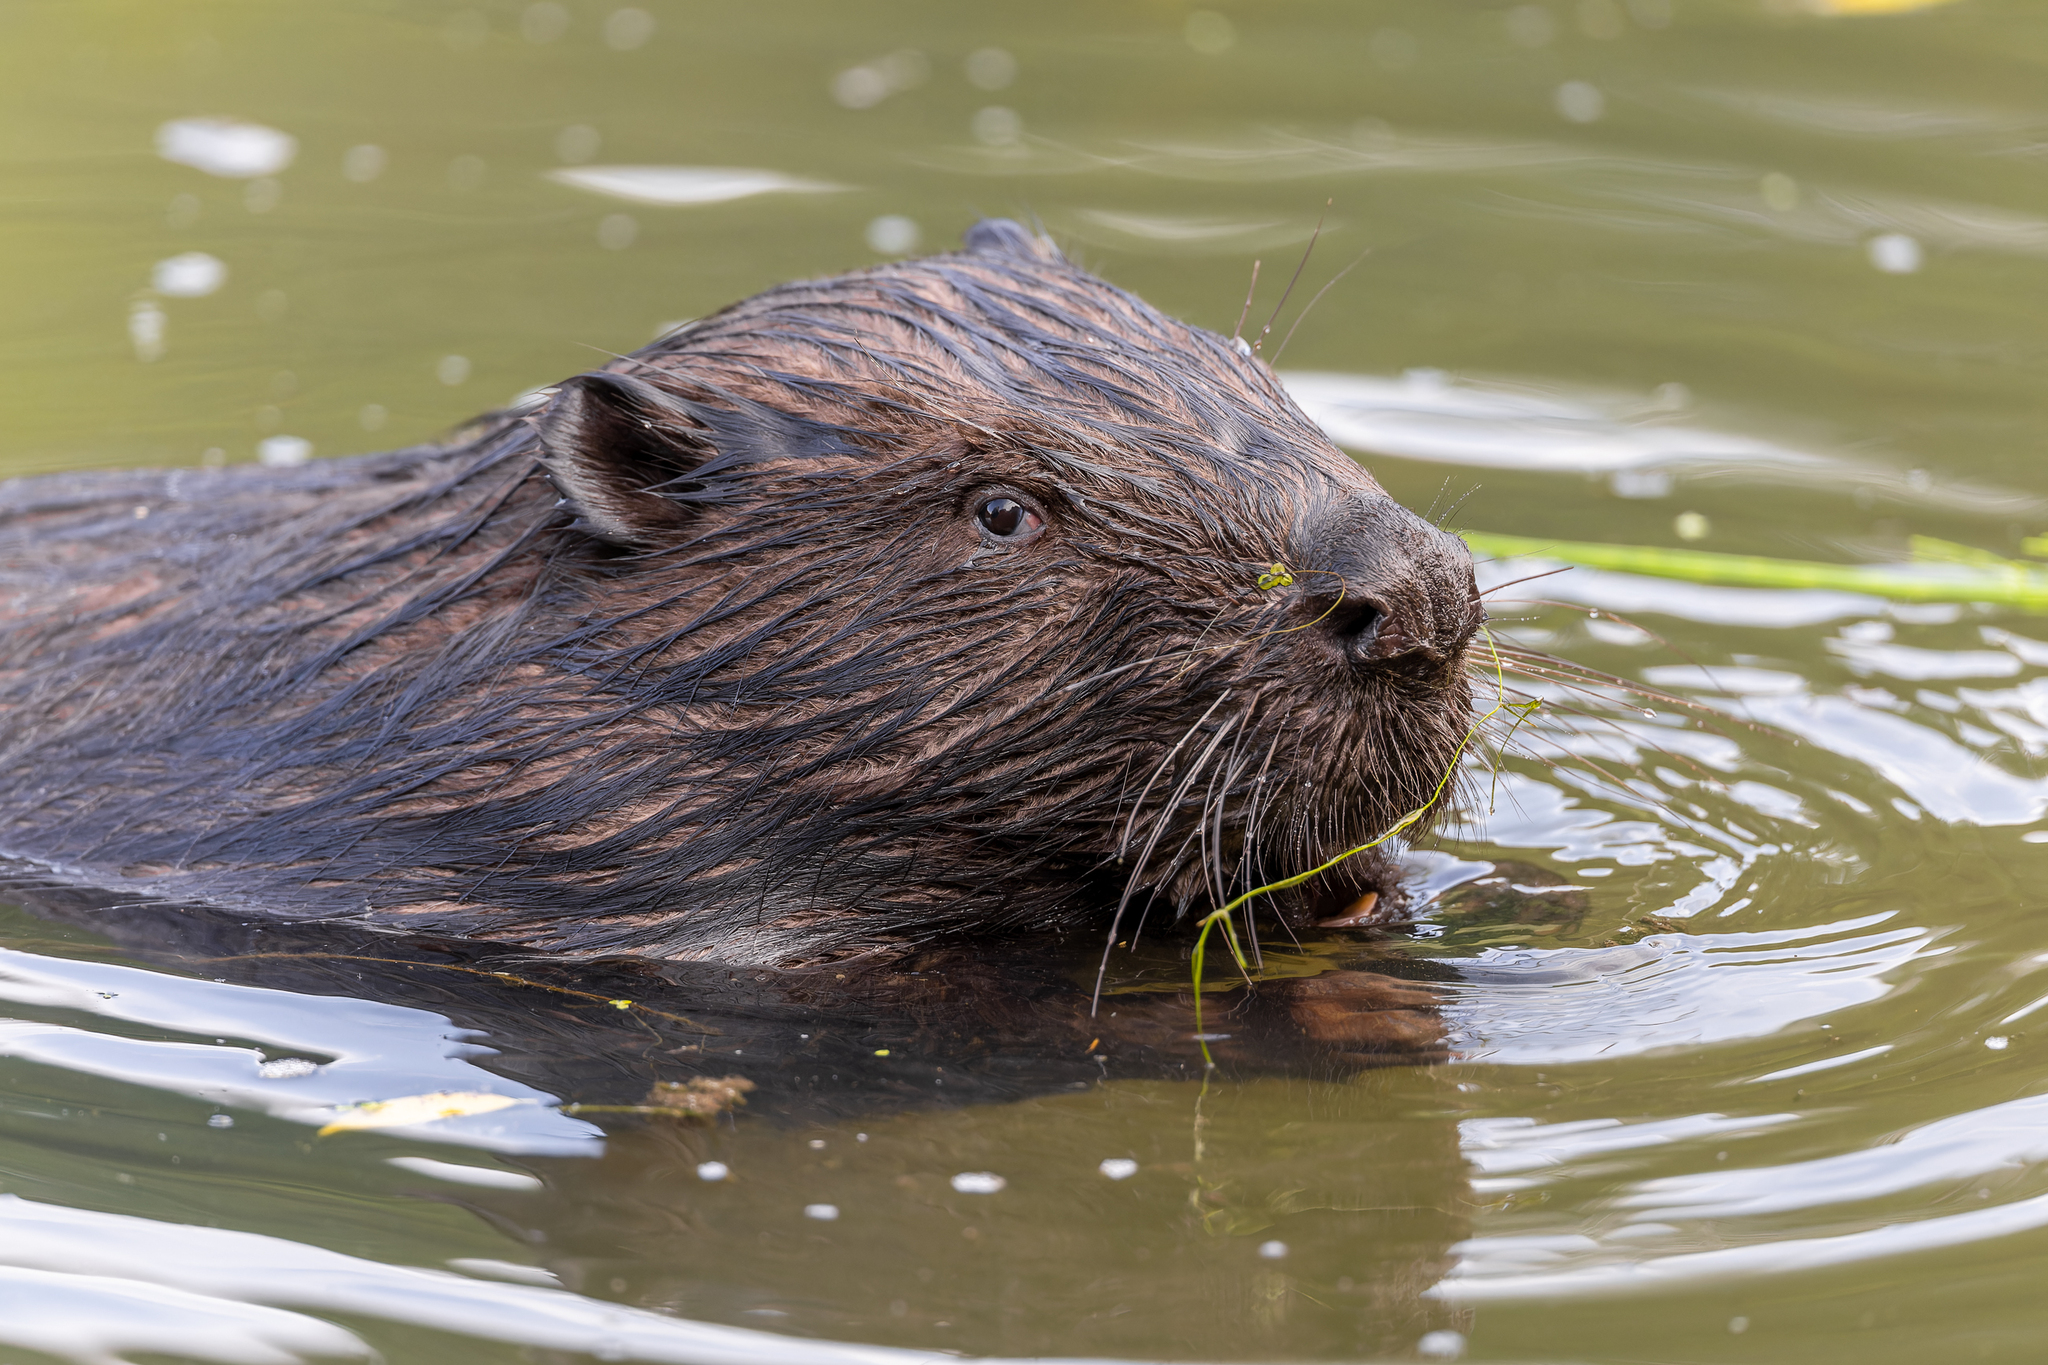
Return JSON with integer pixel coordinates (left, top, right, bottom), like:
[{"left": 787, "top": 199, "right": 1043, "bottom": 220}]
[{"left": 1302, "top": 491, "right": 1481, "bottom": 671}]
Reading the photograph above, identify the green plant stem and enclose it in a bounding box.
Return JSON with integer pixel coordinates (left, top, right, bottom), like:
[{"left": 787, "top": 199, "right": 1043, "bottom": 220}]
[{"left": 1464, "top": 531, "right": 2048, "bottom": 611}]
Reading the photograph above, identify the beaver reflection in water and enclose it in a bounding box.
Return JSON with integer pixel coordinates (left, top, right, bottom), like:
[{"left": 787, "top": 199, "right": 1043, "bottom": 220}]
[{"left": 0, "top": 221, "right": 1481, "bottom": 990}]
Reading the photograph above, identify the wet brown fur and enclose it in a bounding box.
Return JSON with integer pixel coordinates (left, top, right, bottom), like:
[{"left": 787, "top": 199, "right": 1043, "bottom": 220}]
[{"left": 0, "top": 221, "right": 1480, "bottom": 966}]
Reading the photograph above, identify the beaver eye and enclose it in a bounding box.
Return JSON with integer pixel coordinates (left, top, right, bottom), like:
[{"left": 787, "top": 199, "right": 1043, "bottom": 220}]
[{"left": 976, "top": 496, "right": 1043, "bottom": 541}]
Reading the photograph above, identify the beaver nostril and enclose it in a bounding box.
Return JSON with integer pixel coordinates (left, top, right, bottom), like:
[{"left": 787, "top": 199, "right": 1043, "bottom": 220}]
[{"left": 1321, "top": 596, "right": 1385, "bottom": 657}]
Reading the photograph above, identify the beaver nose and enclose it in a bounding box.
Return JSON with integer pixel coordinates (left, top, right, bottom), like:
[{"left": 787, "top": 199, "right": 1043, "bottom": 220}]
[{"left": 1301, "top": 492, "right": 1480, "bottom": 669}]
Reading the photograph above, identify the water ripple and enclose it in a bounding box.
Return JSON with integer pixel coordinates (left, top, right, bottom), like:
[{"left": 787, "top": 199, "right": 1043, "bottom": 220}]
[{"left": 1444, "top": 915, "right": 1944, "bottom": 1064}]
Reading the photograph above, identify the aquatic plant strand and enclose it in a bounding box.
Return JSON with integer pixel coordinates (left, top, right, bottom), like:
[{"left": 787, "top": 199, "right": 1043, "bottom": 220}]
[
  {"left": 1464, "top": 531, "right": 2048, "bottom": 613},
  {"left": 1186, "top": 628, "right": 1534, "bottom": 1065}
]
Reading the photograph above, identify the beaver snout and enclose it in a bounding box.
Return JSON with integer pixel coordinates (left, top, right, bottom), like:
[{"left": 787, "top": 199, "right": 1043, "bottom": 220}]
[{"left": 1302, "top": 492, "right": 1480, "bottom": 669}]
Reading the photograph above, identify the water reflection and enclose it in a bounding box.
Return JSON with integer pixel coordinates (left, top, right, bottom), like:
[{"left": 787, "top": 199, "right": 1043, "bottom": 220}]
[
  {"left": 547, "top": 166, "right": 847, "bottom": 206},
  {"left": 1060, "top": 210, "right": 1320, "bottom": 253},
  {"left": 1285, "top": 369, "right": 2041, "bottom": 516},
  {"left": 1444, "top": 916, "right": 1942, "bottom": 1064},
  {"left": 0, "top": 935, "right": 599, "bottom": 1155},
  {"left": 1690, "top": 86, "right": 2038, "bottom": 141},
  {"left": 0, "top": 1260, "right": 372, "bottom": 1365},
  {"left": 0, "top": 883, "right": 1458, "bottom": 1129},
  {"left": 0, "top": 886, "right": 1479, "bottom": 1361},
  {"left": 1438, "top": 1085, "right": 2048, "bottom": 1301},
  {"left": 914, "top": 127, "right": 1595, "bottom": 181}
]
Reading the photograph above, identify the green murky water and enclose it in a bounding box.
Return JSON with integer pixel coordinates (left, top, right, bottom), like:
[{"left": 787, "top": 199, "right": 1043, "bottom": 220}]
[{"left": 7, "top": 1, "right": 2048, "bottom": 1361}]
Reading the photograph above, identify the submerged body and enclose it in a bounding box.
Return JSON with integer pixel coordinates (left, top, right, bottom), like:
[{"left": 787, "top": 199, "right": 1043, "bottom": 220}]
[{"left": 0, "top": 222, "right": 1480, "bottom": 966}]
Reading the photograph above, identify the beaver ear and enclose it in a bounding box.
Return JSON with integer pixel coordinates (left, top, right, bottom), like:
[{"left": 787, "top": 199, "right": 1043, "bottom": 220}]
[
  {"left": 962, "top": 218, "right": 1065, "bottom": 264},
  {"left": 535, "top": 372, "right": 710, "bottom": 547}
]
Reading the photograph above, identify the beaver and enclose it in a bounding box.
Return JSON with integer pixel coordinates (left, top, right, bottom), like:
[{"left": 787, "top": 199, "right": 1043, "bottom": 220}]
[{"left": 0, "top": 220, "right": 1482, "bottom": 968}]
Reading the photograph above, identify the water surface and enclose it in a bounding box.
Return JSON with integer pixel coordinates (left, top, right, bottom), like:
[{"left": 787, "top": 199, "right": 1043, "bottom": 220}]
[{"left": 6, "top": 1, "right": 2048, "bottom": 1361}]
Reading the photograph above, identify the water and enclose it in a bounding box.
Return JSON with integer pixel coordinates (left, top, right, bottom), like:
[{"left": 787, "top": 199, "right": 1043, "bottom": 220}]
[{"left": 5, "top": 0, "right": 2048, "bottom": 1360}]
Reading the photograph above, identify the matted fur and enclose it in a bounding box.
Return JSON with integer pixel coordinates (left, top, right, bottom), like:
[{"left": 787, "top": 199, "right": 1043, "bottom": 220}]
[{"left": 0, "top": 221, "right": 1479, "bottom": 965}]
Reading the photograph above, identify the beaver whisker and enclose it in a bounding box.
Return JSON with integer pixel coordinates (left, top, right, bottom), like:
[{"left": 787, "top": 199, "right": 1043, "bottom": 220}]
[
  {"left": 1268, "top": 249, "right": 1368, "bottom": 365},
  {"left": 1231, "top": 258, "right": 1262, "bottom": 342},
  {"left": 1421, "top": 476, "right": 1455, "bottom": 525},
  {"left": 1094, "top": 700, "right": 1246, "bottom": 1004},
  {"left": 1486, "top": 642, "right": 1733, "bottom": 732},
  {"left": 1253, "top": 199, "right": 1329, "bottom": 355},
  {"left": 1431, "top": 480, "right": 1480, "bottom": 530},
  {"left": 1488, "top": 596, "right": 1718, "bottom": 690},
  {"left": 1200, "top": 701, "right": 1258, "bottom": 912},
  {"left": 1478, "top": 564, "right": 1574, "bottom": 597},
  {"left": 1125, "top": 707, "right": 1244, "bottom": 914},
  {"left": 1214, "top": 708, "right": 1261, "bottom": 905},
  {"left": 1114, "top": 688, "right": 1235, "bottom": 863},
  {"left": 1235, "top": 729, "right": 1286, "bottom": 967}
]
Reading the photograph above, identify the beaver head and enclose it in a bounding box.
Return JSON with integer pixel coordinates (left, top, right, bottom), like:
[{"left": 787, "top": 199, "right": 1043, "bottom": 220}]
[{"left": 0, "top": 220, "right": 1481, "bottom": 964}]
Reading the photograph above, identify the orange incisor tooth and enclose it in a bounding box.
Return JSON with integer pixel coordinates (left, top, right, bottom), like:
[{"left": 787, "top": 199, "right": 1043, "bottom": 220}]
[{"left": 1316, "top": 891, "right": 1380, "bottom": 929}]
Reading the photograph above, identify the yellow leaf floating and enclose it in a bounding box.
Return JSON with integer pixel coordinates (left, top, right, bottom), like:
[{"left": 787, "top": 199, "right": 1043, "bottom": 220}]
[
  {"left": 318, "top": 1091, "right": 527, "bottom": 1136},
  {"left": 1808, "top": 0, "right": 1961, "bottom": 12}
]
